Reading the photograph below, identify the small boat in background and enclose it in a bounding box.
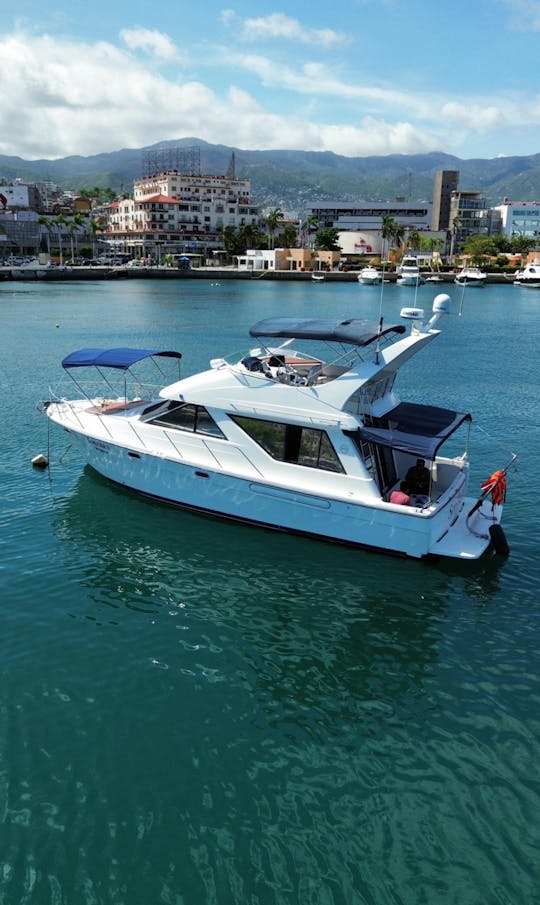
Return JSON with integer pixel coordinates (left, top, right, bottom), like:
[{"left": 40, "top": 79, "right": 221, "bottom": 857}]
[
  {"left": 454, "top": 267, "right": 487, "bottom": 287},
  {"left": 396, "top": 256, "right": 424, "bottom": 286},
  {"left": 357, "top": 266, "right": 382, "bottom": 285},
  {"left": 311, "top": 272, "right": 325, "bottom": 282},
  {"left": 513, "top": 261, "right": 540, "bottom": 288}
]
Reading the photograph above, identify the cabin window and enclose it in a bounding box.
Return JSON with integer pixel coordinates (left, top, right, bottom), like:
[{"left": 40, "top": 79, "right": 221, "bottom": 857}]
[
  {"left": 148, "top": 402, "right": 224, "bottom": 437},
  {"left": 232, "top": 416, "right": 344, "bottom": 473}
]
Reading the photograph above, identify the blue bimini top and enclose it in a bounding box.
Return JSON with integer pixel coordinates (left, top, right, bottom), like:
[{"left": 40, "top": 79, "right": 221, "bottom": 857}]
[{"left": 61, "top": 348, "right": 183, "bottom": 370}]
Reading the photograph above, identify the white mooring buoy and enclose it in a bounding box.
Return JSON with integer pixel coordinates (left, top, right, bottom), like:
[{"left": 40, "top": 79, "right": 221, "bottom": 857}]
[{"left": 32, "top": 454, "right": 49, "bottom": 468}]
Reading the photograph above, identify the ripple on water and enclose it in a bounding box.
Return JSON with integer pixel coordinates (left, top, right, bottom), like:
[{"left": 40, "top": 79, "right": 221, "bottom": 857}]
[{"left": 0, "top": 281, "right": 538, "bottom": 904}]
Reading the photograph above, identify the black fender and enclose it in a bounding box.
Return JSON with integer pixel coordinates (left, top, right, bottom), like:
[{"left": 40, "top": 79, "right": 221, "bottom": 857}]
[{"left": 489, "top": 524, "right": 510, "bottom": 557}]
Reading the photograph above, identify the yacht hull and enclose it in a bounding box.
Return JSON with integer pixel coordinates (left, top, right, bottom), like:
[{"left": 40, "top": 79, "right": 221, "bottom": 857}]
[{"left": 56, "top": 419, "right": 498, "bottom": 560}]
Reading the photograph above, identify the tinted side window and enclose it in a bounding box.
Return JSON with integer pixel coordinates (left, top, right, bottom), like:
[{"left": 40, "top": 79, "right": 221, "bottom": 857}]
[
  {"left": 149, "top": 403, "right": 224, "bottom": 437},
  {"left": 232, "top": 416, "right": 343, "bottom": 473}
]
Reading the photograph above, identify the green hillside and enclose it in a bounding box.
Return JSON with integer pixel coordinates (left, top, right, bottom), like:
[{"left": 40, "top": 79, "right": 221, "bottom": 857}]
[{"left": 2, "top": 138, "right": 540, "bottom": 207}]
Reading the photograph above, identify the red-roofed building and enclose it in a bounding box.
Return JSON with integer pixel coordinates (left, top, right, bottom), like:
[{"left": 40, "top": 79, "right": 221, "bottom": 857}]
[{"left": 103, "top": 170, "right": 262, "bottom": 261}]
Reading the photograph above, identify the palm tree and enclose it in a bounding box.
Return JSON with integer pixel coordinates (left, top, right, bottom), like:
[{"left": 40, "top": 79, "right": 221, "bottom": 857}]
[
  {"left": 301, "top": 213, "right": 319, "bottom": 248},
  {"left": 88, "top": 219, "right": 101, "bottom": 258},
  {"left": 266, "top": 207, "right": 283, "bottom": 250},
  {"left": 407, "top": 228, "right": 421, "bottom": 251},
  {"left": 380, "top": 214, "right": 397, "bottom": 261},
  {"left": 393, "top": 223, "right": 406, "bottom": 249},
  {"left": 68, "top": 213, "right": 84, "bottom": 259},
  {"left": 54, "top": 214, "right": 66, "bottom": 264},
  {"left": 277, "top": 223, "right": 298, "bottom": 249}
]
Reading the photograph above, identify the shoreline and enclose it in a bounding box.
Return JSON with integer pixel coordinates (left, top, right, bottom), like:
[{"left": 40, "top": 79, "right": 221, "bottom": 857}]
[{"left": 0, "top": 265, "right": 520, "bottom": 284}]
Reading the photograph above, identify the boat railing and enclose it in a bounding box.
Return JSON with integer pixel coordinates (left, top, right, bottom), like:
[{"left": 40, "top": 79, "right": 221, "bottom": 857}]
[{"left": 47, "top": 395, "right": 89, "bottom": 434}]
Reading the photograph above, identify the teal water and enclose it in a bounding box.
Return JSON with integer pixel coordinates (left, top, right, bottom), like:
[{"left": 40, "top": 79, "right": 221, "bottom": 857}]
[{"left": 0, "top": 278, "right": 538, "bottom": 904}]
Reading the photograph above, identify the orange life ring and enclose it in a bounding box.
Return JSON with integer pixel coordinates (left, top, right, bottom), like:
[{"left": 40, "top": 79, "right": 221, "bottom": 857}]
[{"left": 480, "top": 470, "right": 507, "bottom": 506}]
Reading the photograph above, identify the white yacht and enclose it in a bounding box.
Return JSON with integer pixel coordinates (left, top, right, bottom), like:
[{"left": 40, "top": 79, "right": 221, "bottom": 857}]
[
  {"left": 357, "top": 266, "right": 382, "bottom": 285},
  {"left": 513, "top": 261, "right": 540, "bottom": 288},
  {"left": 396, "top": 256, "right": 424, "bottom": 286},
  {"left": 43, "top": 295, "right": 515, "bottom": 560},
  {"left": 454, "top": 267, "right": 487, "bottom": 287}
]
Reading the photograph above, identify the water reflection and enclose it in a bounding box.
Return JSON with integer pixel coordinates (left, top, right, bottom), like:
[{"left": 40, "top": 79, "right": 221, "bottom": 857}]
[
  {"left": 47, "top": 469, "right": 537, "bottom": 905},
  {"left": 53, "top": 470, "right": 456, "bottom": 704},
  {"left": 55, "top": 467, "right": 507, "bottom": 609}
]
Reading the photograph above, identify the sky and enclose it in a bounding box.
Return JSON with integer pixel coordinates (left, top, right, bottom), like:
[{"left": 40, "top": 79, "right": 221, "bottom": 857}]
[{"left": 1, "top": 0, "right": 540, "bottom": 162}]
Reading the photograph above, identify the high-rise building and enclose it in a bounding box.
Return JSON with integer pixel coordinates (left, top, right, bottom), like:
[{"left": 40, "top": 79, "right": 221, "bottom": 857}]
[{"left": 432, "top": 170, "right": 459, "bottom": 230}]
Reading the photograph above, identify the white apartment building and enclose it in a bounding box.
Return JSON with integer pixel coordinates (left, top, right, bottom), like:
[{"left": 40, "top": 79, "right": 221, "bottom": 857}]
[
  {"left": 491, "top": 200, "right": 540, "bottom": 240},
  {"left": 105, "top": 171, "right": 261, "bottom": 258}
]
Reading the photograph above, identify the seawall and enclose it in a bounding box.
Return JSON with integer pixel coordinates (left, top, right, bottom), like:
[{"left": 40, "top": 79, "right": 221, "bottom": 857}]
[{"left": 0, "top": 265, "right": 519, "bottom": 284}]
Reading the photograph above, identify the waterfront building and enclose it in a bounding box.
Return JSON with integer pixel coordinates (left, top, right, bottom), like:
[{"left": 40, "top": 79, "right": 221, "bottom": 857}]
[
  {"left": 432, "top": 170, "right": 459, "bottom": 231},
  {"left": 0, "top": 182, "right": 45, "bottom": 256},
  {"left": 305, "top": 201, "right": 432, "bottom": 231},
  {"left": 236, "top": 248, "right": 339, "bottom": 272},
  {"left": 491, "top": 200, "right": 540, "bottom": 240},
  {"left": 448, "top": 190, "right": 494, "bottom": 252},
  {"left": 0, "top": 209, "right": 41, "bottom": 257},
  {"left": 302, "top": 201, "right": 433, "bottom": 257},
  {"left": 105, "top": 171, "right": 262, "bottom": 260}
]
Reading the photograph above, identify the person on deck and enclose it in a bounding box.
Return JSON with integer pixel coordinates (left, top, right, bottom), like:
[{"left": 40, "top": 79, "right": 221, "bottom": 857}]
[
  {"left": 390, "top": 482, "right": 411, "bottom": 505},
  {"left": 406, "top": 458, "right": 430, "bottom": 496}
]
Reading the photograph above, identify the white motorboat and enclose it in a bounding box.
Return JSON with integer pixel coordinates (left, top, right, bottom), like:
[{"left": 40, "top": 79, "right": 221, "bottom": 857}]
[
  {"left": 311, "top": 272, "right": 325, "bottom": 282},
  {"left": 357, "top": 266, "right": 382, "bottom": 285},
  {"left": 454, "top": 267, "right": 487, "bottom": 287},
  {"left": 396, "top": 256, "right": 424, "bottom": 286},
  {"left": 43, "top": 296, "right": 515, "bottom": 560},
  {"left": 513, "top": 261, "right": 540, "bottom": 288}
]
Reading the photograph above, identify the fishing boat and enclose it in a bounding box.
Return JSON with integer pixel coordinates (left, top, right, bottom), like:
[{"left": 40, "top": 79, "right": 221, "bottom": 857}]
[
  {"left": 454, "top": 267, "right": 487, "bottom": 287},
  {"left": 43, "top": 295, "right": 515, "bottom": 560},
  {"left": 513, "top": 261, "right": 540, "bottom": 288},
  {"left": 357, "top": 266, "right": 382, "bottom": 285},
  {"left": 396, "top": 256, "right": 424, "bottom": 286}
]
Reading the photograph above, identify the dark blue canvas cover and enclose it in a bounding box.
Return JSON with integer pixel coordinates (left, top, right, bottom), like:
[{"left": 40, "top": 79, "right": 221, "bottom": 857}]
[
  {"left": 249, "top": 318, "right": 406, "bottom": 346},
  {"left": 62, "top": 348, "right": 182, "bottom": 370},
  {"left": 355, "top": 402, "right": 472, "bottom": 459}
]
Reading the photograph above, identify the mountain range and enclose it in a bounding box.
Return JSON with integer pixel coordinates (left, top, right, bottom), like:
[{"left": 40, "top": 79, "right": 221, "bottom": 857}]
[{"left": 2, "top": 137, "right": 540, "bottom": 209}]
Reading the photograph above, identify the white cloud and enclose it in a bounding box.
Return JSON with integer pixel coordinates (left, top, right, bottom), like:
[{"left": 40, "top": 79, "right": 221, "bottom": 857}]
[
  {"left": 233, "top": 53, "right": 432, "bottom": 116},
  {"left": 498, "top": 0, "right": 540, "bottom": 28},
  {"left": 221, "top": 10, "right": 349, "bottom": 46},
  {"left": 120, "top": 27, "right": 181, "bottom": 61},
  {"left": 0, "top": 29, "right": 538, "bottom": 161},
  {"left": 440, "top": 102, "right": 507, "bottom": 130}
]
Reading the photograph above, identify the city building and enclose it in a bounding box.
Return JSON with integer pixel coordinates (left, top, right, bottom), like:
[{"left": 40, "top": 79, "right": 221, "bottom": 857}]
[
  {"left": 491, "top": 200, "right": 540, "bottom": 240},
  {"left": 302, "top": 201, "right": 433, "bottom": 256},
  {"left": 448, "top": 190, "right": 493, "bottom": 252},
  {"left": 105, "top": 171, "right": 262, "bottom": 259},
  {"left": 432, "top": 170, "right": 459, "bottom": 231},
  {"left": 0, "top": 210, "right": 41, "bottom": 257},
  {"left": 236, "top": 248, "right": 339, "bottom": 272}
]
